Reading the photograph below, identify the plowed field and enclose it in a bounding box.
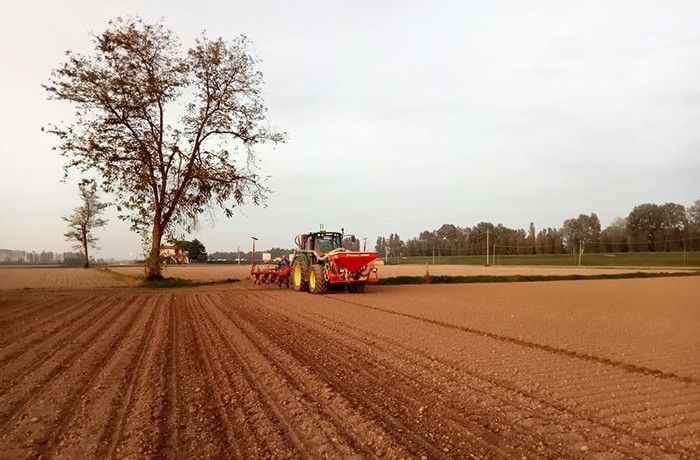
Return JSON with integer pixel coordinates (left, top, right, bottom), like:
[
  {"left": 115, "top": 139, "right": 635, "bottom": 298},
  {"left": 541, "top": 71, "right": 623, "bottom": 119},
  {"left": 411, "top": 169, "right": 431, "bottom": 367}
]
[{"left": 1, "top": 268, "right": 699, "bottom": 459}]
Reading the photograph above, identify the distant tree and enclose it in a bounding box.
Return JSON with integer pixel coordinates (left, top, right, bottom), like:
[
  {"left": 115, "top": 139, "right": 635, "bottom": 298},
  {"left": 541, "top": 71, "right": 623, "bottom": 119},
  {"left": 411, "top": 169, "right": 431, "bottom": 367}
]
[
  {"left": 469, "top": 222, "right": 495, "bottom": 256},
  {"left": 375, "top": 237, "right": 387, "bottom": 258},
  {"left": 44, "top": 17, "right": 285, "bottom": 280},
  {"left": 387, "top": 233, "right": 405, "bottom": 260},
  {"left": 688, "top": 199, "right": 700, "bottom": 228},
  {"left": 600, "top": 217, "right": 629, "bottom": 253},
  {"left": 660, "top": 203, "right": 687, "bottom": 251},
  {"left": 687, "top": 199, "right": 700, "bottom": 251},
  {"left": 627, "top": 204, "right": 664, "bottom": 251},
  {"left": 419, "top": 230, "right": 437, "bottom": 256},
  {"left": 535, "top": 227, "right": 564, "bottom": 254},
  {"left": 188, "top": 239, "right": 207, "bottom": 263},
  {"left": 561, "top": 213, "right": 601, "bottom": 253},
  {"left": 528, "top": 222, "right": 538, "bottom": 254},
  {"left": 63, "top": 181, "right": 108, "bottom": 268}
]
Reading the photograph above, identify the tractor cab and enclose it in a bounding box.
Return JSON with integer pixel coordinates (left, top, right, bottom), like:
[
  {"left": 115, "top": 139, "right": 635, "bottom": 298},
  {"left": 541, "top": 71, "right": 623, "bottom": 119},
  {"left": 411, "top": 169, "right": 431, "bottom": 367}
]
[{"left": 309, "top": 231, "right": 342, "bottom": 254}]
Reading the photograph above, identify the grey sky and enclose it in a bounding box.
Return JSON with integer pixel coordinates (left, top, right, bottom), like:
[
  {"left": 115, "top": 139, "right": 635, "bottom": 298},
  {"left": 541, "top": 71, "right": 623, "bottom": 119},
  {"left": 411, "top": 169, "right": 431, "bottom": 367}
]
[{"left": 1, "top": 0, "right": 699, "bottom": 259}]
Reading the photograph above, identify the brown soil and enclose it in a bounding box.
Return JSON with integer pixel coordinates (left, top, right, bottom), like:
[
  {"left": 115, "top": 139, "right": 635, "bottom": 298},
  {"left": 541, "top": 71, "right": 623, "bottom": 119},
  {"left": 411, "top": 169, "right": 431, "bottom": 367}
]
[
  {"left": 0, "top": 267, "right": 137, "bottom": 290},
  {"left": 0, "top": 268, "right": 698, "bottom": 459},
  {"left": 103, "top": 263, "right": 696, "bottom": 285}
]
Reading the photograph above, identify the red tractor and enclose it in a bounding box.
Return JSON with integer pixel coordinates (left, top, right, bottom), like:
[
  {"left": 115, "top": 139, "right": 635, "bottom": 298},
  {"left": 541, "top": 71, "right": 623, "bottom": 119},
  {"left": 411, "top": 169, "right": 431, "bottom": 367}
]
[{"left": 291, "top": 229, "right": 379, "bottom": 294}]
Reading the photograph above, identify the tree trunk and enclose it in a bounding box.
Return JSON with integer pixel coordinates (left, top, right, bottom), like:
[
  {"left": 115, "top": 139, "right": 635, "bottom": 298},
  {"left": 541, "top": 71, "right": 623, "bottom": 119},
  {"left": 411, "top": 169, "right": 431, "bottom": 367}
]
[
  {"left": 145, "top": 223, "right": 164, "bottom": 280},
  {"left": 82, "top": 229, "right": 89, "bottom": 269}
]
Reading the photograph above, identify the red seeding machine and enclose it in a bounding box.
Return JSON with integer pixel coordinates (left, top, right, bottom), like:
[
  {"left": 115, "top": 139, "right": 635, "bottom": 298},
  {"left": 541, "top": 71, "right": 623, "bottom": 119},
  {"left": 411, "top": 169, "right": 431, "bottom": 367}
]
[{"left": 250, "top": 237, "right": 291, "bottom": 286}]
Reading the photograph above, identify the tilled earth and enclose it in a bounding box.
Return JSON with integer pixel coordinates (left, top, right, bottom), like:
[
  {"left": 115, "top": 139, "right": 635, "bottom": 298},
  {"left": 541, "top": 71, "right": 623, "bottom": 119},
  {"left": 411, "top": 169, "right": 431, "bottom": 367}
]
[{"left": 0, "top": 274, "right": 699, "bottom": 459}]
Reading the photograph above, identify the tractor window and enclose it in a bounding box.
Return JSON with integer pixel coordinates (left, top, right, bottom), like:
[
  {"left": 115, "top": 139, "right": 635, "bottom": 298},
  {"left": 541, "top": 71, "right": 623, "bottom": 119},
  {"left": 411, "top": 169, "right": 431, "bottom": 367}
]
[{"left": 315, "top": 234, "right": 342, "bottom": 253}]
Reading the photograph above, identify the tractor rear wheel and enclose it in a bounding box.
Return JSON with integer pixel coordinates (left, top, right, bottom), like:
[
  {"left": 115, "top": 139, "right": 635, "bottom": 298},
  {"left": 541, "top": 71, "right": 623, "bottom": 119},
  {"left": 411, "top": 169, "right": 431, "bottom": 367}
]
[
  {"left": 347, "top": 282, "right": 366, "bottom": 293},
  {"left": 309, "top": 264, "right": 328, "bottom": 295},
  {"left": 292, "top": 259, "right": 309, "bottom": 292}
]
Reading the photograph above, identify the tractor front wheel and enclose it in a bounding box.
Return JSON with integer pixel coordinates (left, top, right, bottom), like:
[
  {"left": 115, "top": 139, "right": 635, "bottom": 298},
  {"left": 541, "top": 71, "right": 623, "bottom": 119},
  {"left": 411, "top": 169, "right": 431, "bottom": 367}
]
[
  {"left": 292, "top": 259, "right": 309, "bottom": 292},
  {"left": 309, "top": 265, "right": 328, "bottom": 295}
]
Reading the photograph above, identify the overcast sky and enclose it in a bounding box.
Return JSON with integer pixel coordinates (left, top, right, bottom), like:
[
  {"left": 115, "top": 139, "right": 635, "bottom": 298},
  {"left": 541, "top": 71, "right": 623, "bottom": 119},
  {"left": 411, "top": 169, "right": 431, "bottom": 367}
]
[{"left": 1, "top": 0, "right": 699, "bottom": 259}]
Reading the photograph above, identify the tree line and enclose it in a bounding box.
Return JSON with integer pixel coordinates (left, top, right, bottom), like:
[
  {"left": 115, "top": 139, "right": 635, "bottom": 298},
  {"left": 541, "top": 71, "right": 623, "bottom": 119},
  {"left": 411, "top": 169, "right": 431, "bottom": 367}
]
[
  {"left": 375, "top": 200, "right": 700, "bottom": 258},
  {"left": 209, "top": 247, "right": 294, "bottom": 262}
]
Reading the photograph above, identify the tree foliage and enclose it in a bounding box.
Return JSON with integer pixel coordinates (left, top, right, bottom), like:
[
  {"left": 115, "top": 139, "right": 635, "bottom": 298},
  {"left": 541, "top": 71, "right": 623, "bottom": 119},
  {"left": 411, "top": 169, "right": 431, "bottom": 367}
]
[
  {"left": 688, "top": 200, "right": 700, "bottom": 228},
  {"left": 562, "top": 213, "right": 601, "bottom": 253},
  {"left": 375, "top": 234, "right": 405, "bottom": 262},
  {"left": 62, "top": 181, "right": 108, "bottom": 268},
  {"left": 188, "top": 238, "right": 207, "bottom": 263},
  {"left": 44, "top": 17, "right": 285, "bottom": 279},
  {"left": 627, "top": 203, "right": 664, "bottom": 251}
]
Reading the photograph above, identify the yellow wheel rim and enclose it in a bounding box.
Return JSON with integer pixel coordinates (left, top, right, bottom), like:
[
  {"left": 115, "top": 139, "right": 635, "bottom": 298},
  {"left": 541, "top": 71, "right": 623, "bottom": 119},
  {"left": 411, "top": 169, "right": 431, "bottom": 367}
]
[
  {"left": 309, "top": 270, "right": 316, "bottom": 290},
  {"left": 294, "top": 265, "right": 302, "bottom": 286}
]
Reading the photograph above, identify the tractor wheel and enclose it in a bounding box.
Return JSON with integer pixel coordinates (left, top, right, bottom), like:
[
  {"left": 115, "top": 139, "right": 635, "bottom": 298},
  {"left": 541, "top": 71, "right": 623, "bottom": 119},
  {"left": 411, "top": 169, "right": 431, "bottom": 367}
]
[
  {"left": 292, "top": 259, "right": 309, "bottom": 292},
  {"left": 347, "top": 282, "right": 366, "bottom": 293},
  {"left": 309, "top": 265, "right": 328, "bottom": 295}
]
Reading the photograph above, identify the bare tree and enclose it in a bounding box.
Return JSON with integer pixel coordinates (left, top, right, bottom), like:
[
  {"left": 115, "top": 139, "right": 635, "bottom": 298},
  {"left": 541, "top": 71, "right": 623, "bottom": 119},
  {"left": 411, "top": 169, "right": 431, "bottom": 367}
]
[
  {"left": 44, "top": 17, "right": 285, "bottom": 279},
  {"left": 63, "top": 181, "right": 108, "bottom": 268}
]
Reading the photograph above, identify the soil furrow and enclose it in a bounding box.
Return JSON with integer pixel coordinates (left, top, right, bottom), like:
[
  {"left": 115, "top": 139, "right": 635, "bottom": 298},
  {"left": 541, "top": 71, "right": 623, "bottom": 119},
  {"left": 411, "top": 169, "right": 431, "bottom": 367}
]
[
  {"left": 254, "top": 295, "right": 608, "bottom": 457},
  {"left": 185, "top": 294, "right": 258, "bottom": 458},
  {"left": 165, "top": 294, "right": 237, "bottom": 458},
  {"left": 335, "top": 297, "right": 697, "bottom": 384},
  {"left": 162, "top": 300, "right": 180, "bottom": 458},
  {"left": 97, "top": 295, "right": 165, "bottom": 459},
  {"left": 257, "top": 291, "right": 696, "bottom": 458},
  {"left": 0, "top": 295, "right": 107, "bottom": 371},
  {"left": 233, "top": 293, "right": 495, "bottom": 459},
  {"left": 0, "top": 296, "right": 132, "bottom": 430},
  {"left": 0, "top": 295, "right": 146, "bottom": 458},
  {"left": 43, "top": 295, "right": 158, "bottom": 458},
  {"left": 0, "top": 293, "right": 86, "bottom": 332},
  {"left": 190, "top": 293, "right": 314, "bottom": 457},
  {"left": 211, "top": 293, "right": 388, "bottom": 458}
]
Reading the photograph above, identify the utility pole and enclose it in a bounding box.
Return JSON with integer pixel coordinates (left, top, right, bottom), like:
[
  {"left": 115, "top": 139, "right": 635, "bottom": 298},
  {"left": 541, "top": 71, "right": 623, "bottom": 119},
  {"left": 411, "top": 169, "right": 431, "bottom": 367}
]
[
  {"left": 486, "top": 230, "right": 490, "bottom": 266},
  {"left": 578, "top": 241, "right": 584, "bottom": 267},
  {"left": 237, "top": 245, "right": 240, "bottom": 265},
  {"left": 251, "top": 236, "right": 258, "bottom": 275}
]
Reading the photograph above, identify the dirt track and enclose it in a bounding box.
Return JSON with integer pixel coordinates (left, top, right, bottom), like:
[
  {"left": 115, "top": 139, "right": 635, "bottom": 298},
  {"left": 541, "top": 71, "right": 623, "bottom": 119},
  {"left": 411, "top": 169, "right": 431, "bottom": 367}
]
[{"left": 1, "top": 269, "right": 699, "bottom": 458}]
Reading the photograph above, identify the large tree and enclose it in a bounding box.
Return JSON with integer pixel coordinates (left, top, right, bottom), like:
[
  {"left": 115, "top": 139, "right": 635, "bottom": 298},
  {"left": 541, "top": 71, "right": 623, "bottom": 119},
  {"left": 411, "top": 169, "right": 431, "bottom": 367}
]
[
  {"left": 600, "top": 217, "right": 629, "bottom": 253},
  {"left": 561, "top": 213, "right": 601, "bottom": 253},
  {"left": 63, "top": 181, "right": 108, "bottom": 268},
  {"left": 688, "top": 199, "right": 700, "bottom": 228},
  {"left": 44, "top": 17, "right": 285, "bottom": 279},
  {"left": 660, "top": 202, "right": 687, "bottom": 251},
  {"left": 627, "top": 203, "right": 664, "bottom": 251}
]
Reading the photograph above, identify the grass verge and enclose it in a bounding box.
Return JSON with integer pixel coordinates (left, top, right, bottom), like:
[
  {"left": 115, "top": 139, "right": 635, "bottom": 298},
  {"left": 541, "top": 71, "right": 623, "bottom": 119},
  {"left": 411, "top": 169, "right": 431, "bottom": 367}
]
[
  {"left": 377, "top": 271, "right": 699, "bottom": 286},
  {"left": 140, "top": 277, "right": 240, "bottom": 288}
]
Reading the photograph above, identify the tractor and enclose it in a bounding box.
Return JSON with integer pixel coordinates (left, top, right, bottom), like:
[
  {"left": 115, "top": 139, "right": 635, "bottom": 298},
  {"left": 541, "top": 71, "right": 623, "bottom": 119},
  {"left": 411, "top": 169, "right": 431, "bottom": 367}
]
[{"left": 291, "top": 229, "right": 379, "bottom": 294}]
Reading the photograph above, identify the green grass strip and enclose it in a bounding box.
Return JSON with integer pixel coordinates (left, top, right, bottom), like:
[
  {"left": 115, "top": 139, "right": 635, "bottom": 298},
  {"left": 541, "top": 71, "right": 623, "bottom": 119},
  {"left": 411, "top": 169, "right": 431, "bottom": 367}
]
[
  {"left": 140, "top": 277, "right": 240, "bottom": 288},
  {"left": 377, "top": 271, "right": 699, "bottom": 285}
]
